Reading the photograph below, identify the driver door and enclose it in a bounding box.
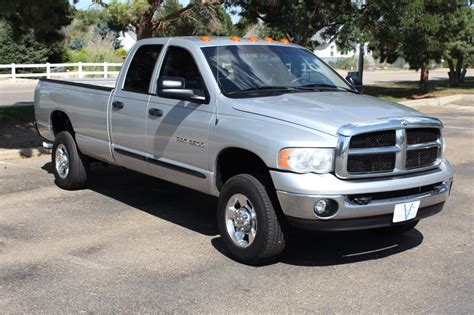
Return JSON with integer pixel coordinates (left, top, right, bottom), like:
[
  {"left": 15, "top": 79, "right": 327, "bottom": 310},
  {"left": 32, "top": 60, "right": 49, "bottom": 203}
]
[{"left": 146, "top": 44, "right": 215, "bottom": 193}]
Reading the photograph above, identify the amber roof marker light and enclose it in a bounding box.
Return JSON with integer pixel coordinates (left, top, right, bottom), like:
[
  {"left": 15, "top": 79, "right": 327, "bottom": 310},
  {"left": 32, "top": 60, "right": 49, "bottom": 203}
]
[
  {"left": 200, "top": 36, "right": 211, "bottom": 42},
  {"left": 263, "top": 37, "right": 273, "bottom": 43},
  {"left": 279, "top": 38, "right": 289, "bottom": 44},
  {"left": 229, "top": 36, "right": 241, "bottom": 42},
  {"left": 247, "top": 36, "right": 258, "bottom": 42}
]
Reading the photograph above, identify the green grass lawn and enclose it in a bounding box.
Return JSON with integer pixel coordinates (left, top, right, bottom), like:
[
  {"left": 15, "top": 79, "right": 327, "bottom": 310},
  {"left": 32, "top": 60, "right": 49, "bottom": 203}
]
[{"left": 364, "top": 77, "right": 474, "bottom": 102}]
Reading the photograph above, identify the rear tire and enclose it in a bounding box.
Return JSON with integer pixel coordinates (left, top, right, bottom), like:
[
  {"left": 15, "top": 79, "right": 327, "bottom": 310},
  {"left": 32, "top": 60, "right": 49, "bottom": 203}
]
[
  {"left": 52, "top": 131, "right": 89, "bottom": 190},
  {"left": 375, "top": 220, "right": 419, "bottom": 235},
  {"left": 217, "top": 174, "right": 286, "bottom": 265}
]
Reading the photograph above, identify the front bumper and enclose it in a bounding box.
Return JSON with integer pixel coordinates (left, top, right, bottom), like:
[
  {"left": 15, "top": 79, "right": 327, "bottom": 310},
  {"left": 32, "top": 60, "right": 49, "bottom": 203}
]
[{"left": 271, "top": 160, "right": 454, "bottom": 230}]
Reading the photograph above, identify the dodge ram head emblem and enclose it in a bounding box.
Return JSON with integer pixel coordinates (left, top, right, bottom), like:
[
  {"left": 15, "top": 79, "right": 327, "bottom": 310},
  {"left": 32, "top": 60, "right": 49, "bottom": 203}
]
[{"left": 401, "top": 119, "right": 408, "bottom": 126}]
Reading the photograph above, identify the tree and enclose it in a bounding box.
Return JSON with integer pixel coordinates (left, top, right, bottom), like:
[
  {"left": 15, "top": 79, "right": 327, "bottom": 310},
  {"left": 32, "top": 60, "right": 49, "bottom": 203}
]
[
  {"left": 334, "top": 0, "right": 473, "bottom": 90},
  {"left": 441, "top": 5, "right": 473, "bottom": 86},
  {"left": 96, "top": 0, "right": 223, "bottom": 40},
  {"left": 0, "top": 22, "right": 55, "bottom": 67},
  {"left": 224, "top": 0, "right": 355, "bottom": 49},
  {"left": 0, "top": 0, "right": 73, "bottom": 44},
  {"left": 153, "top": 0, "right": 235, "bottom": 36}
]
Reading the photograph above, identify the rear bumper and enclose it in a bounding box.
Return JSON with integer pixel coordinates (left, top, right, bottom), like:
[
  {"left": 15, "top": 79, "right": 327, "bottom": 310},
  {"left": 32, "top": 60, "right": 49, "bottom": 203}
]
[{"left": 271, "top": 160, "right": 454, "bottom": 230}]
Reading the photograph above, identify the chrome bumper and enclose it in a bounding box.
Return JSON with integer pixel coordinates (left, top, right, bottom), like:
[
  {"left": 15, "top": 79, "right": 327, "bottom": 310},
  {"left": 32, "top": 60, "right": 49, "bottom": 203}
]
[{"left": 271, "top": 160, "right": 454, "bottom": 222}]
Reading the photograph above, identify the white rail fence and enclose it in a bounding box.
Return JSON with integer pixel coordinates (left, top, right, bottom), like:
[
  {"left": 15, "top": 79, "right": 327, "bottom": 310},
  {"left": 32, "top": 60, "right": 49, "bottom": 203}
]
[{"left": 0, "top": 62, "right": 123, "bottom": 82}]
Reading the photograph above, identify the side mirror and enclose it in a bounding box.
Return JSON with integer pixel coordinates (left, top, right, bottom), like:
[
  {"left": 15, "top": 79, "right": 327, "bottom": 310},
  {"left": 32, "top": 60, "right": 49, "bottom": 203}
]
[
  {"left": 346, "top": 71, "right": 363, "bottom": 92},
  {"left": 157, "top": 76, "right": 207, "bottom": 104}
]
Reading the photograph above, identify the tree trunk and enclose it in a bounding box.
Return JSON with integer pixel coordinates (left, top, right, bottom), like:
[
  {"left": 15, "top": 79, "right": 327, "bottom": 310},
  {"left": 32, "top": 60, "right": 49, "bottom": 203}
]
[
  {"left": 455, "top": 55, "right": 464, "bottom": 86},
  {"left": 447, "top": 56, "right": 465, "bottom": 87},
  {"left": 135, "top": 1, "right": 159, "bottom": 40},
  {"left": 447, "top": 58, "right": 458, "bottom": 87},
  {"left": 419, "top": 64, "right": 429, "bottom": 92}
]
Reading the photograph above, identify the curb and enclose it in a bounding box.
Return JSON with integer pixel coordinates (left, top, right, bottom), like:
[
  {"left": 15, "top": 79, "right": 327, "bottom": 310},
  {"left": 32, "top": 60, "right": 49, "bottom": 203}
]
[
  {"left": 400, "top": 94, "right": 474, "bottom": 107},
  {"left": 0, "top": 147, "right": 52, "bottom": 161}
]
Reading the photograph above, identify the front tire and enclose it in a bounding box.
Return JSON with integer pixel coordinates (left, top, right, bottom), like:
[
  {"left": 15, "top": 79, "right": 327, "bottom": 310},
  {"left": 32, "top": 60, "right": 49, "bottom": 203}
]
[
  {"left": 217, "top": 174, "right": 286, "bottom": 265},
  {"left": 52, "top": 131, "right": 89, "bottom": 190}
]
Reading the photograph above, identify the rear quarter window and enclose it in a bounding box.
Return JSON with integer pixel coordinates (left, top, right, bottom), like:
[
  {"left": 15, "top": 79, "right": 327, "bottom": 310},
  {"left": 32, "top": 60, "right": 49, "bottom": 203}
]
[{"left": 123, "top": 45, "right": 163, "bottom": 94}]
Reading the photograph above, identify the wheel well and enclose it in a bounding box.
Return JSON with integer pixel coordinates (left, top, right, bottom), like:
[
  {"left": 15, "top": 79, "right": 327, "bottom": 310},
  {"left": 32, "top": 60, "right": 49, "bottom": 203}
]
[
  {"left": 216, "top": 148, "right": 272, "bottom": 191},
  {"left": 51, "top": 111, "right": 74, "bottom": 137}
]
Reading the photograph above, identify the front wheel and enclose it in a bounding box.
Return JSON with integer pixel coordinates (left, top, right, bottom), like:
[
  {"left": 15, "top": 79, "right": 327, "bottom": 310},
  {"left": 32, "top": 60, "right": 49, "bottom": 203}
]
[
  {"left": 52, "top": 131, "right": 89, "bottom": 190},
  {"left": 217, "top": 174, "right": 286, "bottom": 265}
]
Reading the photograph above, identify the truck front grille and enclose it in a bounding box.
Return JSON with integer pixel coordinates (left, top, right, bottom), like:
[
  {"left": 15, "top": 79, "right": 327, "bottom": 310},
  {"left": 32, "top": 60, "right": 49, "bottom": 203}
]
[
  {"left": 336, "top": 125, "right": 442, "bottom": 179},
  {"left": 350, "top": 130, "right": 396, "bottom": 148},
  {"left": 406, "top": 147, "right": 439, "bottom": 168},
  {"left": 406, "top": 128, "right": 440, "bottom": 145},
  {"left": 347, "top": 153, "right": 395, "bottom": 173}
]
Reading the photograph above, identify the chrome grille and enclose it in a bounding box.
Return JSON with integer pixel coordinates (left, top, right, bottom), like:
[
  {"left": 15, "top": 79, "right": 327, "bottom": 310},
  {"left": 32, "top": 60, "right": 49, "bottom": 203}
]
[
  {"left": 350, "top": 130, "right": 396, "bottom": 148},
  {"left": 406, "top": 147, "right": 439, "bottom": 168},
  {"left": 406, "top": 128, "right": 440, "bottom": 145},
  {"left": 335, "top": 118, "right": 443, "bottom": 179},
  {"left": 347, "top": 152, "right": 396, "bottom": 173}
]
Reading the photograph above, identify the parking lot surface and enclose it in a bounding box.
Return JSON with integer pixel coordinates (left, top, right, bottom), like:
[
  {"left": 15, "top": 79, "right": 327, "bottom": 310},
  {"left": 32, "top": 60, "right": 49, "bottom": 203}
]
[{"left": 0, "top": 104, "right": 473, "bottom": 313}]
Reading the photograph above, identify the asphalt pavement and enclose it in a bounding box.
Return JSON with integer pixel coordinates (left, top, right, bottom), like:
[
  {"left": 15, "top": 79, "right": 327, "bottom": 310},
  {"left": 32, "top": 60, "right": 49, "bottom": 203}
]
[{"left": 0, "top": 104, "right": 473, "bottom": 313}]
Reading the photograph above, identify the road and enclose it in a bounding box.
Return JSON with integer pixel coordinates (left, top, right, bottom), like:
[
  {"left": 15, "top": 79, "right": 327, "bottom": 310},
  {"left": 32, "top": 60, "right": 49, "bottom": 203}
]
[{"left": 0, "top": 104, "right": 473, "bottom": 313}]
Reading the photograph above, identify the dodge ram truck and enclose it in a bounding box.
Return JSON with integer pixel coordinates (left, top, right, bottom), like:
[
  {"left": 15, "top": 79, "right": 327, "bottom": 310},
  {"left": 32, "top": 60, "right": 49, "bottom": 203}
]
[{"left": 34, "top": 36, "right": 454, "bottom": 265}]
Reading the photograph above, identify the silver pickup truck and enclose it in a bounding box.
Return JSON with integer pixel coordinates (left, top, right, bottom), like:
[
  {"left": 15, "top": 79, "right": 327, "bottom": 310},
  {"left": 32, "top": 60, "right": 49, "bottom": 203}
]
[{"left": 35, "top": 37, "right": 454, "bottom": 265}]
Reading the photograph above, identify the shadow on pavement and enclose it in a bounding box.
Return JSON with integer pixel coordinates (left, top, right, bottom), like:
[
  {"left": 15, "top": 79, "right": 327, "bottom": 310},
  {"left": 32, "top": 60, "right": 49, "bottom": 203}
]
[
  {"left": 42, "top": 161, "right": 424, "bottom": 266},
  {"left": 0, "top": 105, "right": 42, "bottom": 149}
]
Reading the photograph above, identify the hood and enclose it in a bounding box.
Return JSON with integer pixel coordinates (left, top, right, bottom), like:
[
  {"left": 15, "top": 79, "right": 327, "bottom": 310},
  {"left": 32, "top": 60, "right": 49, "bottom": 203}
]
[{"left": 231, "top": 92, "right": 424, "bottom": 135}]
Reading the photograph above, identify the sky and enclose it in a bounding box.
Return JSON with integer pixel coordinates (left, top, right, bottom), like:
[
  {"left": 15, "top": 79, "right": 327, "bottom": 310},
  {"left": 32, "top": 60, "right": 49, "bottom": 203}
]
[{"left": 71, "top": 0, "right": 240, "bottom": 24}]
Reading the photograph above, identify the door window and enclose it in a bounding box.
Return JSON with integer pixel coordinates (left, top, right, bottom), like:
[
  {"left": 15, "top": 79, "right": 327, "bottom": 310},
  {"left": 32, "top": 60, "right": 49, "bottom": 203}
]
[
  {"left": 123, "top": 45, "right": 163, "bottom": 94},
  {"left": 159, "top": 46, "right": 205, "bottom": 92}
]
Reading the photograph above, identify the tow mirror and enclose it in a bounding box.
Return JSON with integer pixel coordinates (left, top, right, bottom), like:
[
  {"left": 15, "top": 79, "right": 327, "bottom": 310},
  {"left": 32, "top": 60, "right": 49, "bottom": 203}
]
[
  {"left": 346, "top": 71, "right": 363, "bottom": 92},
  {"left": 157, "top": 76, "right": 206, "bottom": 103}
]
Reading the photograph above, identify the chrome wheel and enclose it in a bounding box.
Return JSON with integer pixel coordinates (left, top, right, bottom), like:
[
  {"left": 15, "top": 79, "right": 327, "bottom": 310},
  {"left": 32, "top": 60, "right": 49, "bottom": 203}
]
[
  {"left": 225, "top": 193, "right": 257, "bottom": 248},
  {"left": 55, "top": 143, "right": 69, "bottom": 179}
]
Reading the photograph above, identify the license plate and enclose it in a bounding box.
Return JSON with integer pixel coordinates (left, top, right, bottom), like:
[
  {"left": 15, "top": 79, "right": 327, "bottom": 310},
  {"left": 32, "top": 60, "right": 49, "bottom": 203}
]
[{"left": 393, "top": 200, "right": 420, "bottom": 223}]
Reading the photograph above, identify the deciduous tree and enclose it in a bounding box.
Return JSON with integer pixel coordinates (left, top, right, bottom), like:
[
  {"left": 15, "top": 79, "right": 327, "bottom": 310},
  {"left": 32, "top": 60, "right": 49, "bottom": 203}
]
[{"left": 96, "top": 0, "right": 223, "bottom": 40}]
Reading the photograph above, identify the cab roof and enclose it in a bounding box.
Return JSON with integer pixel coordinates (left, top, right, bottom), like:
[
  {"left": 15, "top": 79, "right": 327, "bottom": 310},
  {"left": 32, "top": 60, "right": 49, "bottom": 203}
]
[{"left": 137, "top": 36, "right": 302, "bottom": 48}]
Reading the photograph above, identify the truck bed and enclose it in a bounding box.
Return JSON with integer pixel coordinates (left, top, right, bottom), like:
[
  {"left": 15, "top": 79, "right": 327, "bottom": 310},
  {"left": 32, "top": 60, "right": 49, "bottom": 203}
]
[{"left": 34, "top": 77, "right": 116, "bottom": 163}]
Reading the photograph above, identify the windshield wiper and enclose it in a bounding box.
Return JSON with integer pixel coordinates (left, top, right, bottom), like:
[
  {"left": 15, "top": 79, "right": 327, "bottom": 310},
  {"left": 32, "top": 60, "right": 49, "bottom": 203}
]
[
  {"left": 227, "top": 85, "right": 299, "bottom": 96},
  {"left": 298, "top": 83, "right": 359, "bottom": 94}
]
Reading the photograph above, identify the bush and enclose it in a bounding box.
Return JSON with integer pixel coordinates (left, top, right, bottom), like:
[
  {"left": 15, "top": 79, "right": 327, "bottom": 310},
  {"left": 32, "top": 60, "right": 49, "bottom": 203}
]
[
  {"left": 65, "top": 48, "right": 123, "bottom": 63},
  {"left": 329, "top": 57, "right": 358, "bottom": 70}
]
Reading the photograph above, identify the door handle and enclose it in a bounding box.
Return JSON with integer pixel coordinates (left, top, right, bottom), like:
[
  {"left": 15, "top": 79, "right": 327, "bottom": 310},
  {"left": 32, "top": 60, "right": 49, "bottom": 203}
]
[
  {"left": 149, "top": 108, "right": 163, "bottom": 117},
  {"left": 112, "top": 101, "right": 124, "bottom": 109}
]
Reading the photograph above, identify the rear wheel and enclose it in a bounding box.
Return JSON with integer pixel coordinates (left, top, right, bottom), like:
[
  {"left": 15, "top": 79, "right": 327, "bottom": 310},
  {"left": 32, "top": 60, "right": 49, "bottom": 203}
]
[
  {"left": 217, "top": 174, "right": 286, "bottom": 265},
  {"left": 52, "top": 131, "right": 89, "bottom": 190},
  {"left": 375, "top": 220, "right": 419, "bottom": 235}
]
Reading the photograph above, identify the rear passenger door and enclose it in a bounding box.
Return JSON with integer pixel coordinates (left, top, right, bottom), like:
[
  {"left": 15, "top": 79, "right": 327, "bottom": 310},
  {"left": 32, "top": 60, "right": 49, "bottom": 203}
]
[{"left": 110, "top": 43, "right": 164, "bottom": 173}]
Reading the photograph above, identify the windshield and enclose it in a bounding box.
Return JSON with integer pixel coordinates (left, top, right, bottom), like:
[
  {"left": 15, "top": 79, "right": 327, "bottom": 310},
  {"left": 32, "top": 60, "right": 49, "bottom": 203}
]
[{"left": 201, "top": 45, "right": 354, "bottom": 97}]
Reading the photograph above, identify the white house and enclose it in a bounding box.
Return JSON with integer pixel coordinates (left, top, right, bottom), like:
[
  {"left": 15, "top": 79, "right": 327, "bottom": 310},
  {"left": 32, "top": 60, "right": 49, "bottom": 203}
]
[{"left": 118, "top": 30, "right": 137, "bottom": 51}]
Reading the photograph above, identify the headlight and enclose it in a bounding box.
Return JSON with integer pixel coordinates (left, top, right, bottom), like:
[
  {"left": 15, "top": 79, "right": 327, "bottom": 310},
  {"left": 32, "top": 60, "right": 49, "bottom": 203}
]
[{"left": 278, "top": 148, "right": 335, "bottom": 174}]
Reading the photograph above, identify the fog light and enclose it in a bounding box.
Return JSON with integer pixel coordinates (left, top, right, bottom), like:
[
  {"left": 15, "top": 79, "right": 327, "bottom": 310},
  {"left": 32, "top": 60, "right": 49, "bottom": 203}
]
[
  {"left": 314, "top": 200, "right": 327, "bottom": 215},
  {"left": 313, "top": 199, "right": 338, "bottom": 218}
]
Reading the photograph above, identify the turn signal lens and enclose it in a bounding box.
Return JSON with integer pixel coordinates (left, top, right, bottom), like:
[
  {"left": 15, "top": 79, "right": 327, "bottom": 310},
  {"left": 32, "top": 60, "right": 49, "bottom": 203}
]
[
  {"left": 229, "top": 36, "right": 241, "bottom": 42},
  {"left": 278, "top": 149, "right": 292, "bottom": 169}
]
